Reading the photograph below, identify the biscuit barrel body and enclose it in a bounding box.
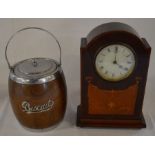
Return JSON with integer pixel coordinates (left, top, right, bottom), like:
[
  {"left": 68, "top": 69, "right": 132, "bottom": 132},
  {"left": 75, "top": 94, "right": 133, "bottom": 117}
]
[{"left": 9, "top": 64, "right": 67, "bottom": 129}]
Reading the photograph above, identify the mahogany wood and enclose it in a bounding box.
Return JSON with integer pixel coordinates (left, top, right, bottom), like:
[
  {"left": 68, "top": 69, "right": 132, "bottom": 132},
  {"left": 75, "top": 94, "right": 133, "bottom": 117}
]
[{"left": 77, "top": 22, "right": 151, "bottom": 128}]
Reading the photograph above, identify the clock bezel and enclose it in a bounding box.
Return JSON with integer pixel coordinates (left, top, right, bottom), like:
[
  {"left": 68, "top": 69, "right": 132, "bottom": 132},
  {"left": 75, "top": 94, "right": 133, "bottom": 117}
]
[{"left": 94, "top": 43, "right": 137, "bottom": 82}]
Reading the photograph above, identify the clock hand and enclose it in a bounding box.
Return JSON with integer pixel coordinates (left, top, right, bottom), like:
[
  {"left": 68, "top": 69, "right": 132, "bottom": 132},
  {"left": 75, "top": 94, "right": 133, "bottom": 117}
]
[{"left": 113, "top": 53, "right": 117, "bottom": 64}]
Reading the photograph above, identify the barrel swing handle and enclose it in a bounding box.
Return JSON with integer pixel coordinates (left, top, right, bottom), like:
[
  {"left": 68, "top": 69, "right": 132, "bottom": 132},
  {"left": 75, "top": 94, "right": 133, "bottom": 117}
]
[{"left": 5, "top": 27, "right": 62, "bottom": 70}]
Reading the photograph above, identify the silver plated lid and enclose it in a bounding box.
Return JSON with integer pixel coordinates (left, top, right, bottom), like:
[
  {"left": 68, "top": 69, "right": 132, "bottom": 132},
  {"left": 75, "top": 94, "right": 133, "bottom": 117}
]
[
  {"left": 15, "top": 58, "right": 57, "bottom": 78},
  {"left": 10, "top": 58, "right": 62, "bottom": 84}
]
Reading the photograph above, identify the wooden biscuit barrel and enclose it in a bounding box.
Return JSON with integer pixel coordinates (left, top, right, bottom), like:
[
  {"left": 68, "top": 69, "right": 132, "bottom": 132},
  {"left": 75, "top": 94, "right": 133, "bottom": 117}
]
[{"left": 5, "top": 27, "right": 67, "bottom": 129}]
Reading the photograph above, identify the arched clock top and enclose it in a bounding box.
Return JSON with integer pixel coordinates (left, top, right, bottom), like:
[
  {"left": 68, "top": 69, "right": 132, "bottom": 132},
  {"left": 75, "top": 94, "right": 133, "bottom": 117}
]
[
  {"left": 82, "top": 22, "right": 151, "bottom": 54},
  {"left": 86, "top": 22, "right": 140, "bottom": 44}
]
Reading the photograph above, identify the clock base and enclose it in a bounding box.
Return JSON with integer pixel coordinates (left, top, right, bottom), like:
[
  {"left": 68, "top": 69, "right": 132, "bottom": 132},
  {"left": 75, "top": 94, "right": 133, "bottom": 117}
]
[{"left": 77, "top": 106, "right": 146, "bottom": 128}]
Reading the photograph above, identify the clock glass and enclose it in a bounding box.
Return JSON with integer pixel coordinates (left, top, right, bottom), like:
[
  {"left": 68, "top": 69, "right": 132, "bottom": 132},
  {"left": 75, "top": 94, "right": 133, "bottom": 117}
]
[{"left": 95, "top": 44, "right": 136, "bottom": 81}]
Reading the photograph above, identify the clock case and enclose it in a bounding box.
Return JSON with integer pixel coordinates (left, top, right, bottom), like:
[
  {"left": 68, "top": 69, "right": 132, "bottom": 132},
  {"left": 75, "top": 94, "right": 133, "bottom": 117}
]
[{"left": 77, "top": 22, "right": 151, "bottom": 128}]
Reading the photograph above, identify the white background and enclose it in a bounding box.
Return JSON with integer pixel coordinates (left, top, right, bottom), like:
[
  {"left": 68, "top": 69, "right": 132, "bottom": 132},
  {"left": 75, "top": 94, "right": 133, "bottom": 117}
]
[
  {"left": 0, "top": 0, "right": 155, "bottom": 155},
  {"left": 0, "top": 18, "right": 154, "bottom": 136}
]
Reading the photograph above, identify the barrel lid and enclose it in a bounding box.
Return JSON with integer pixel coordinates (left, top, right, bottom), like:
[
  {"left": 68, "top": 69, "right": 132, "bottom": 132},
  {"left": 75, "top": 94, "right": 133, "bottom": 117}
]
[{"left": 10, "top": 58, "right": 62, "bottom": 84}]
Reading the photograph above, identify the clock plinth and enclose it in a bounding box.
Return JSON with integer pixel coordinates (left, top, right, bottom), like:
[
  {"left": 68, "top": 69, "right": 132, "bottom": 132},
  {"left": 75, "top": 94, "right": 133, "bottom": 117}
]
[
  {"left": 77, "top": 106, "right": 146, "bottom": 128},
  {"left": 77, "top": 22, "right": 151, "bottom": 128}
]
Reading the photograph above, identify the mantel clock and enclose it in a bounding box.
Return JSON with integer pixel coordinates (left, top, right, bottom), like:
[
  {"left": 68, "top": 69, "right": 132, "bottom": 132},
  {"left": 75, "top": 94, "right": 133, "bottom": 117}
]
[{"left": 77, "top": 22, "right": 151, "bottom": 128}]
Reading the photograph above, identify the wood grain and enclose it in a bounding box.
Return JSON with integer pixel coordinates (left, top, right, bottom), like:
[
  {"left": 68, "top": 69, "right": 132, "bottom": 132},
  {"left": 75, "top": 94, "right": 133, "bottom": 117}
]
[
  {"left": 9, "top": 73, "right": 67, "bottom": 129},
  {"left": 88, "top": 81, "right": 138, "bottom": 115}
]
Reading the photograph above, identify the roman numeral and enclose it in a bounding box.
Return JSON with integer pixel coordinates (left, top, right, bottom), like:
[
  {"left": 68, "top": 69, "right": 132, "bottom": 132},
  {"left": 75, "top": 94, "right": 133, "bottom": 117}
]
[
  {"left": 101, "top": 53, "right": 105, "bottom": 56},
  {"left": 105, "top": 71, "right": 108, "bottom": 74},
  {"left": 126, "top": 54, "right": 131, "bottom": 57},
  {"left": 115, "top": 46, "right": 118, "bottom": 53},
  {"left": 119, "top": 65, "right": 123, "bottom": 69},
  {"left": 100, "top": 66, "right": 104, "bottom": 69},
  {"left": 124, "top": 67, "right": 128, "bottom": 71},
  {"left": 127, "top": 61, "right": 132, "bottom": 64}
]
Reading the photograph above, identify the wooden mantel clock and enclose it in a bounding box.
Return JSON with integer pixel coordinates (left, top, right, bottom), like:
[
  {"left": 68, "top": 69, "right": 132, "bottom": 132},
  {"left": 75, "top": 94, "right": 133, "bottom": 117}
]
[{"left": 77, "top": 22, "right": 151, "bottom": 128}]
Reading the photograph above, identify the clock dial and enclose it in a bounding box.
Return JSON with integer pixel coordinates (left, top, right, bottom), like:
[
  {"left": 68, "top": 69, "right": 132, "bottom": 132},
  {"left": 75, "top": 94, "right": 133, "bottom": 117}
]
[{"left": 95, "top": 44, "right": 136, "bottom": 81}]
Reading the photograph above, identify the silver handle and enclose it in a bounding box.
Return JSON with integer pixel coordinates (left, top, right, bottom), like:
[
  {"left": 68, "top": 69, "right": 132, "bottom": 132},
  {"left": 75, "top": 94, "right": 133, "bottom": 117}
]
[{"left": 5, "top": 27, "right": 62, "bottom": 70}]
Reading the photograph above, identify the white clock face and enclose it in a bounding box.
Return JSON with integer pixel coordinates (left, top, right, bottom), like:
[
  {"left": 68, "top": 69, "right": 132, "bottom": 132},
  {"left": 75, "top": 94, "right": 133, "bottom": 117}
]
[{"left": 95, "top": 44, "right": 136, "bottom": 81}]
